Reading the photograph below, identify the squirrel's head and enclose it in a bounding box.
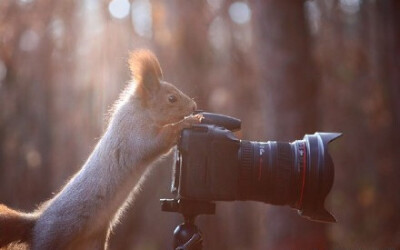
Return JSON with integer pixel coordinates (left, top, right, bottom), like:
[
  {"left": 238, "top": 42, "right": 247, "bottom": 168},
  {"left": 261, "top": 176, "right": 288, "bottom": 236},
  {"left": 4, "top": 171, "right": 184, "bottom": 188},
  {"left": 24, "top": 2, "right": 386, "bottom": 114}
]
[{"left": 129, "top": 50, "right": 197, "bottom": 126}]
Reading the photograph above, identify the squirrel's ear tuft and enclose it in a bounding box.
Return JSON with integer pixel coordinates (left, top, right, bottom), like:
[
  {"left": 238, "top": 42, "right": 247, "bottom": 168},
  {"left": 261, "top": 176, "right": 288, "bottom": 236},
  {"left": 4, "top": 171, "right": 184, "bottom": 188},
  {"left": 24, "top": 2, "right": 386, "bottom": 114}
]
[{"left": 129, "top": 50, "right": 162, "bottom": 95}]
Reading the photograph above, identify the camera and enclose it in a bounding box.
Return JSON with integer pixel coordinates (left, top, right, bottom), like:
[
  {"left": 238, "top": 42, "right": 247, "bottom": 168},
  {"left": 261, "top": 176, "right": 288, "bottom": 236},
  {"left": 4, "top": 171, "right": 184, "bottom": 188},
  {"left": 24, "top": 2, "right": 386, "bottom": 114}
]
[{"left": 167, "top": 112, "right": 341, "bottom": 223}]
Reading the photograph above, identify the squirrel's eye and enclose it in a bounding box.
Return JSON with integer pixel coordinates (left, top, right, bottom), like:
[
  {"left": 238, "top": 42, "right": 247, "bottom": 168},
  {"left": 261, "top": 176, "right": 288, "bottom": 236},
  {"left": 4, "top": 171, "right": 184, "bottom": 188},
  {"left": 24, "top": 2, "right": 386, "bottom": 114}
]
[{"left": 168, "top": 95, "right": 177, "bottom": 103}]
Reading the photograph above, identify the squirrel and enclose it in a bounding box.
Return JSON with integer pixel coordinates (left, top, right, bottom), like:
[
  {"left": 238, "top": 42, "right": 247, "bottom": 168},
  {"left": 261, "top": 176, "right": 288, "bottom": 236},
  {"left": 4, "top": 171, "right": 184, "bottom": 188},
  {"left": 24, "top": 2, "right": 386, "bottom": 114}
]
[{"left": 0, "top": 50, "right": 201, "bottom": 250}]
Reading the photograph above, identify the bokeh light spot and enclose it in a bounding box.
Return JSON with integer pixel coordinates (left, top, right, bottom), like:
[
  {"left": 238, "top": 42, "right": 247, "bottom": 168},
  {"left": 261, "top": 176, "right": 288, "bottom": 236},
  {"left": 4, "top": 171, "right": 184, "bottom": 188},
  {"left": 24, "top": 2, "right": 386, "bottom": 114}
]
[
  {"left": 304, "top": 0, "right": 321, "bottom": 34},
  {"left": 208, "top": 17, "right": 230, "bottom": 51},
  {"left": 108, "top": 0, "right": 131, "bottom": 19},
  {"left": 0, "top": 60, "right": 7, "bottom": 82},
  {"left": 207, "top": 0, "right": 223, "bottom": 12},
  {"left": 229, "top": 1, "right": 251, "bottom": 24},
  {"left": 18, "top": 0, "right": 34, "bottom": 5},
  {"left": 339, "top": 0, "right": 361, "bottom": 14},
  {"left": 19, "top": 29, "right": 40, "bottom": 52},
  {"left": 131, "top": 0, "right": 152, "bottom": 38},
  {"left": 26, "top": 149, "right": 42, "bottom": 169}
]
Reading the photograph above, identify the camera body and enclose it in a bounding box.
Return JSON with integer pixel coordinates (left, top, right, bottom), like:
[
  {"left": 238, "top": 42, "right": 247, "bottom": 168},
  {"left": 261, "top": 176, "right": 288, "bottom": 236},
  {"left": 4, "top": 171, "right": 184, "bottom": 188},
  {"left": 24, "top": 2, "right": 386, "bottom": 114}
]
[
  {"left": 172, "top": 113, "right": 241, "bottom": 201},
  {"left": 170, "top": 112, "right": 341, "bottom": 223}
]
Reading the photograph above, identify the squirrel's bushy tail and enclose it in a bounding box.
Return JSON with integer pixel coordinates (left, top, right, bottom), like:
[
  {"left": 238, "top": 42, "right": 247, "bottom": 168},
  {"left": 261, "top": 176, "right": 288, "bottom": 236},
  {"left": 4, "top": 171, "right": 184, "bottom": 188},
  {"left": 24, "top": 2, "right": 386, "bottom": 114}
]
[{"left": 0, "top": 204, "right": 36, "bottom": 247}]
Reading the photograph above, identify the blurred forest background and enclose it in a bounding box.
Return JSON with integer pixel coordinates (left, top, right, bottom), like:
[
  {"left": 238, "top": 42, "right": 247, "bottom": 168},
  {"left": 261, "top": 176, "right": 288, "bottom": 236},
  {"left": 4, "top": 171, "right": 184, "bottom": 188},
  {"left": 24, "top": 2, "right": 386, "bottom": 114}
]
[{"left": 0, "top": 0, "right": 399, "bottom": 249}]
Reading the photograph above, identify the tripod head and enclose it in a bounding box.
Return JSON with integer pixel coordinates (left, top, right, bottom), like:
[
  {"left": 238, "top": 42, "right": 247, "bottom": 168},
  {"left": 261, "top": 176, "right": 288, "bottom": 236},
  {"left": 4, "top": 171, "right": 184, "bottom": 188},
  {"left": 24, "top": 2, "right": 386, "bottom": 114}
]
[{"left": 160, "top": 199, "right": 216, "bottom": 250}]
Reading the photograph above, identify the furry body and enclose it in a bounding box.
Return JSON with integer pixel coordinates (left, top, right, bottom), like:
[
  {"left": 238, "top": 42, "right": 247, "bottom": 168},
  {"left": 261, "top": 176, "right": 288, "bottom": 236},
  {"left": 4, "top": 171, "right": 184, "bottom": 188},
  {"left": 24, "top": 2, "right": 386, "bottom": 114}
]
[{"left": 0, "top": 50, "right": 198, "bottom": 249}]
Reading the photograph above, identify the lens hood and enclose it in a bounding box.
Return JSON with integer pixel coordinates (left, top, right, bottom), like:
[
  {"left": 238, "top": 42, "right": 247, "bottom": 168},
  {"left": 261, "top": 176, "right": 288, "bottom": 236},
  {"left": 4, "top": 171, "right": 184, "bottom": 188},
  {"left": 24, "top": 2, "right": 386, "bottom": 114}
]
[{"left": 298, "top": 132, "right": 342, "bottom": 223}]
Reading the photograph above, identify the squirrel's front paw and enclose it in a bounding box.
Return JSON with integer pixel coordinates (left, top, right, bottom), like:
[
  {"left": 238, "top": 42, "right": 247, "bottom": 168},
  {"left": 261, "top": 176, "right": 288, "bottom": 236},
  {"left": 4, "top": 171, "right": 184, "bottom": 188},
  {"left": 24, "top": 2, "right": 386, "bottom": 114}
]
[
  {"left": 159, "top": 114, "right": 203, "bottom": 151},
  {"left": 179, "top": 114, "right": 203, "bottom": 129}
]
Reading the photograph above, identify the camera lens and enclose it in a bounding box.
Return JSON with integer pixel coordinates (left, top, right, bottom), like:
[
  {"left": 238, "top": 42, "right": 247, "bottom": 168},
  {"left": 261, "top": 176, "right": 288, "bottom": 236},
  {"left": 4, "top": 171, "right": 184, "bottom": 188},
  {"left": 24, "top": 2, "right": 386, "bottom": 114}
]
[
  {"left": 238, "top": 141, "right": 300, "bottom": 206},
  {"left": 238, "top": 132, "right": 341, "bottom": 222}
]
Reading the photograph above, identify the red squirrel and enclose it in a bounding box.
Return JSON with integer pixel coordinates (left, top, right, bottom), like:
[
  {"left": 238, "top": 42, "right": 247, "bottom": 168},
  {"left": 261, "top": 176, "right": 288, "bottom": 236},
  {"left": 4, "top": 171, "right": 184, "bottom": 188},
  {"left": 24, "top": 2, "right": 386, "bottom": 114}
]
[{"left": 0, "top": 50, "right": 201, "bottom": 250}]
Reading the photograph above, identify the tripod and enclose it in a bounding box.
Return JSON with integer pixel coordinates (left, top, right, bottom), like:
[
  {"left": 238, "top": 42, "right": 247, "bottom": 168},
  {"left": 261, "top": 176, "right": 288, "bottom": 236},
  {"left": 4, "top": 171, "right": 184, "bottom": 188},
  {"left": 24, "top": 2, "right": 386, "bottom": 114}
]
[{"left": 160, "top": 199, "right": 216, "bottom": 250}]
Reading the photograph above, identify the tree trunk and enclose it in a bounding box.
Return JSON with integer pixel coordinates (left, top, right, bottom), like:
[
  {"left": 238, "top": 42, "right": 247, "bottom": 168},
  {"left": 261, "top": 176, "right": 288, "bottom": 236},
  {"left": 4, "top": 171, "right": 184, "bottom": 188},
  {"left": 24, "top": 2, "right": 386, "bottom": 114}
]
[{"left": 252, "top": 0, "right": 328, "bottom": 248}]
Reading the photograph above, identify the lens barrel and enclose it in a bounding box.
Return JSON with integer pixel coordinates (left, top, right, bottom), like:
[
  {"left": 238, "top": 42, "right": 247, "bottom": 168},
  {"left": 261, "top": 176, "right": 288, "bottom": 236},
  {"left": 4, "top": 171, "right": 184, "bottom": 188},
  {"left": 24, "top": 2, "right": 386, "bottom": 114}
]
[{"left": 238, "top": 132, "right": 341, "bottom": 223}]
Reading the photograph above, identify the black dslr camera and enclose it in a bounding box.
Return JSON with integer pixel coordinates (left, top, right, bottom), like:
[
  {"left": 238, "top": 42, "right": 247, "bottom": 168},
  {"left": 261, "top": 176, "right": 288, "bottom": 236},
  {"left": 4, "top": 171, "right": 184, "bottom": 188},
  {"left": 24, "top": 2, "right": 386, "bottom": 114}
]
[{"left": 161, "top": 112, "right": 341, "bottom": 249}]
